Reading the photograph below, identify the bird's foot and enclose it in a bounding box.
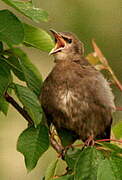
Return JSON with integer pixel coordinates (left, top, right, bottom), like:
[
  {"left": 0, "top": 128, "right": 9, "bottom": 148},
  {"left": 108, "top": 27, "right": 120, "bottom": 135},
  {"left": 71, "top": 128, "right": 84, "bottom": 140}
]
[{"left": 84, "top": 136, "right": 95, "bottom": 146}]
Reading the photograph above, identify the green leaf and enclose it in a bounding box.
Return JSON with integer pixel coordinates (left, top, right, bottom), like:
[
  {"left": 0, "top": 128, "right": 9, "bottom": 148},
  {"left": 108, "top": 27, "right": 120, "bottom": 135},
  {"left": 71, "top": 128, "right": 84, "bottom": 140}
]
[
  {"left": 45, "top": 159, "right": 58, "bottom": 180},
  {"left": 0, "top": 96, "right": 9, "bottom": 115},
  {"left": 74, "top": 147, "right": 104, "bottom": 180},
  {"left": 0, "top": 87, "right": 11, "bottom": 115},
  {"left": 54, "top": 175, "right": 74, "bottom": 180},
  {"left": 0, "top": 10, "right": 24, "bottom": 45},
  {"left": 11, "top": 48, "right": 43, "bottom": 96},
  {"left": 65, "top": 148, "right": 81, "bottom": 171},
  {"left": 23, "top": 23, "right": 54, "bottom": 52},
  {"left": 86, "top": 53, "right": 100, "bottom": 65},
  {"left": 113, "top": 121, "right": 122, "bottom": 139},
  {"left": 17, "top": 124, "right": 49, "bottom": 171},
  {"left": 0, "top": 42, "right": 3, "bottom": 51},
  {"left": 110, "top": 155, "right": 122, "bottom": 180},
  {"left": 0, "top": 55, "right": 25, "bottom": 81},
  {"left": 97, "top": 142, "right": 122, "bottom": 154},
  {"left": 0, "top": 61, "right": 12, "bottom": 115},
  {"left": 97, "top": 159, "right": 116, "bottom": 180},
  {"left": 14, "top": 84, "right": 43, "bottom": 126},
  {"left": 2, "top": 0, "right": 48, "bottom": 23},
  {"left": 7, "top": 56, "right": 25, "bottom": 81},
  {"left": 0, "top": 62, "right": 12, "bottom": 97},
  {"left": 57, "top": 129, "right": 78, "bottom": 147}
]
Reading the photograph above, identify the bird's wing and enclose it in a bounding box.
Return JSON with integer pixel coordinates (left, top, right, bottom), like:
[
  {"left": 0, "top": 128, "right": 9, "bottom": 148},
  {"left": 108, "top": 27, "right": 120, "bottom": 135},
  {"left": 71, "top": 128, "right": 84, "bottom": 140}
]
[{"left": 76, "top": 65, "right": 115, "bottom": 112}]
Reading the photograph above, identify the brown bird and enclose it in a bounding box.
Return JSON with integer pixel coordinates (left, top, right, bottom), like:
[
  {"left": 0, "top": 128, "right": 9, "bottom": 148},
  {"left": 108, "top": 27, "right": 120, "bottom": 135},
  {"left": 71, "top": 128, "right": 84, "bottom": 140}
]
[{"left": 40, "top": 30, "right": 115, "bottom": 146}]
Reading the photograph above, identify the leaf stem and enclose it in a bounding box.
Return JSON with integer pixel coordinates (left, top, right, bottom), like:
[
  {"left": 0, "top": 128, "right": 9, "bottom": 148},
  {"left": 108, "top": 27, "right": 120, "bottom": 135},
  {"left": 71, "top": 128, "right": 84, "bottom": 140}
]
[
  {"left": 73, "top": 139, "right": 122, "bottom": 148},
  {"left": 96, "top": 139, "right": 122, "bottom": 143},
  {"left": 50, "top": 136, "right": 64, "bottom": 154},
  {"left": 107, "top": 66, "right": 122, "bottom": 92},
  {"left": 4, "top": 91, "right": 63, "bottom": 153},
  {"left": 4, "top": 92, "right": 34, "bottom": 125},
  {"left": 0, "top": 56, "right": 23, "bottom": 73},
  {"left": 49, "top": 129, "right": 64, "bottom": 154}
]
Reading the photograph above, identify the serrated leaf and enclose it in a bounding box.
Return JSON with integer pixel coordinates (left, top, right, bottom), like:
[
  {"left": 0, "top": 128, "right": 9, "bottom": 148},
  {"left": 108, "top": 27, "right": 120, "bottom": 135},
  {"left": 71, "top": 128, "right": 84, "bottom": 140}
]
[
  {"left": 45, "top": 159, "right": 58, "bottom": 180},
  {"left": 0, "top": 55, "right": 25, "bottom": 81},
  {"left": 11, "top": 48, "right": 43, "bottom": 96},
  {"left": 74, "top": 147, "right": 104, "bottom": 180},
  {"left": 14, "top": 84, "right": 43, "bottom": 126},
  {"left": 0, "top": 10, "right": 24, "bottom": 45},
  {"left": 2, "top": 0, "right": 48, "bottom": 23},
  {"left": 113, "top": 121, "right": 122, "bottom": 139},
  {"left": 17, "top": 125, "right": 49, "bottom": 171},
  {"left": 0, "top": 62, "right": 12, "bottom": 97},
  {"left": 65, "top": 148, "right": 81, "bottom": 171},
  {"left": 23, "top": 23, "right": 54, "bottom": 52},
  {"left": 7, "top": 56, "right": 25, "bottom": 81}
]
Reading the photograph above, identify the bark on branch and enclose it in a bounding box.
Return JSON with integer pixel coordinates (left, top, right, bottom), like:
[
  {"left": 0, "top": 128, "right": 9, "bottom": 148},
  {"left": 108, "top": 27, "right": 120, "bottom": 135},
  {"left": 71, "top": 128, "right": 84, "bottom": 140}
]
[{"left": 4, "top": 92, "right": 34, "bottom": 125}]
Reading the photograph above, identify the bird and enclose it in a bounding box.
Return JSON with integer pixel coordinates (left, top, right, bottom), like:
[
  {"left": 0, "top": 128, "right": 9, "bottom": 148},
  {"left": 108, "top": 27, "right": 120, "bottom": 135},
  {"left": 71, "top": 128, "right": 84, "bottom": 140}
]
[{"left": 40, "top": 30, "right": 115, "bottom": 146}]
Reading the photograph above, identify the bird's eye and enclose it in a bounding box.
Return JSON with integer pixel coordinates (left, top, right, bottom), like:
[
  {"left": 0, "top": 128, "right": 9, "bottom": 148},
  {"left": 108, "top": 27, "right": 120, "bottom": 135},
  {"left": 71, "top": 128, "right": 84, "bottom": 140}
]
[
  {"left": 63, "top": 37, "right": 72, "bottom": 44},
  {"left": 67, "top": 39, "right": 72, "bottom": 44}
]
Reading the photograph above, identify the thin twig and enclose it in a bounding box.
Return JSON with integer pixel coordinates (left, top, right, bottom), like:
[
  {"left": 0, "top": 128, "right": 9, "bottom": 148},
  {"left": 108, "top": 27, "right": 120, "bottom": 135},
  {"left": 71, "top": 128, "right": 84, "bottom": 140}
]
[
  {"left": 107, "top": 66, "right": 122, "bottom": 92},
  {"left": 4, "top": 92, "right": 64, "bottom": 153},
  {"left": 73, "top": 139, "right": 122, "bottom": 148},
  {"left": 49, "top": 128, "right": 64, "bottom": 154},
  {"left": 4, "top": 92, "right": 34, "bottom": 125},
  {"left": 50, "top": 136, "right": 64, "bottom": 154},
  {"left": 92, "top": 40, "right": 122, "bottom": 92},
  {"left": 96, "top": 139, "right": 122, "bottom": 143}
]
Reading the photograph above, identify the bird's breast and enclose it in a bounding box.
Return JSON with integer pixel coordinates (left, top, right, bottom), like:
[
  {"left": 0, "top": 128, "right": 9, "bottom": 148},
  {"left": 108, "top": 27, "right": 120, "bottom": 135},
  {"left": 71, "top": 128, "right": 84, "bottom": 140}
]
[
  {"left": 60, "top": 90, "right": 76, "bottom": 105},
  {"left": 59, "top": 90, "right": 76, "bottom": 113}
]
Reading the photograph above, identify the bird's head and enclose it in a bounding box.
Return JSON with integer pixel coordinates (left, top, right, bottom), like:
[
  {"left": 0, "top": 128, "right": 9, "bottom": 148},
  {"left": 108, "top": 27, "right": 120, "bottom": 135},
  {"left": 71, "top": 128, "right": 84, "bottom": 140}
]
[{"left": 49, "top": 30, "right": 84, "bottom": 61}]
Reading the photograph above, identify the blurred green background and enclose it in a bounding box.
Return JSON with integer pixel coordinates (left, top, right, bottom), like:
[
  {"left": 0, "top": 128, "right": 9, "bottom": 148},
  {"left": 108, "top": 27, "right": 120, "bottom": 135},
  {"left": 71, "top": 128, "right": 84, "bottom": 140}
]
[{"left": 0, "top": 0, "right": 121, "bottom": 179}]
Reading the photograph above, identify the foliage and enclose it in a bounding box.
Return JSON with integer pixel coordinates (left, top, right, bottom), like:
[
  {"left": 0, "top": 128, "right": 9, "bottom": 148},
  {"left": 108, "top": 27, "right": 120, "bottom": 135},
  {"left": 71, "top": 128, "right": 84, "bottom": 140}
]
[
  {"left": 113, "top": 121, "right": 122, "bottom": 139},
  {"left": 1, "top": 0, "right": 48, "bottom": 22},
  {"left": 17, "top": 124, "right": 49, "bottom": 171},
  {"left": 0, "top": 0, "right": 53, "bottom": 173},
  {"left": 0, "top": 1, "right": 122, "bottom": 179}
]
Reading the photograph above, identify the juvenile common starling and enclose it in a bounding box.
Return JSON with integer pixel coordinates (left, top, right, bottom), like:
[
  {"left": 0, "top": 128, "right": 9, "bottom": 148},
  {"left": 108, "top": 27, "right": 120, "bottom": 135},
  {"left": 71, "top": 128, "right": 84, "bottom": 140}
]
[{"left": 40, "top": 30, "right": 115, "bottom": 145}]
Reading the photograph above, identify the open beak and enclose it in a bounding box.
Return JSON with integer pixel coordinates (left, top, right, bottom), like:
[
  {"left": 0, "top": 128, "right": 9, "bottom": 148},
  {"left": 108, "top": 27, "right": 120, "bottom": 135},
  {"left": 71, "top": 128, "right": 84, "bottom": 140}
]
[{"left": 49, "top": 29, "right": 66, "bottom": 55}]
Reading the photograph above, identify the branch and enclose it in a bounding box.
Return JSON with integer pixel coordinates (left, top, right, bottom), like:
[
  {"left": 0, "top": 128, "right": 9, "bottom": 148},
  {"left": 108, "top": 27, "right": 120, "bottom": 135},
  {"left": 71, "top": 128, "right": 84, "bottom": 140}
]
[
  {"left": 96, "top": 139, "right": 122, "bottom": 143},
  {"left": 4, "top": 92, "right": 34, "bottom": 125},
  {"left": 73, "top": 139, "right": 122, "bottom": 149},
  {"left": 92, "top": 40, "right": 122, "bottom": 92},
  {"left": 107, "top": 66, "right": 122, "bottom": 92},
  {"left": 4, "top": 92, "right": 64, "bottom": 154},
  {"left": 49, "top": 127, "right": 64, "bottom": 155},
  {"left": 50, "top": 136, "right": 64, "bottom": 154}
]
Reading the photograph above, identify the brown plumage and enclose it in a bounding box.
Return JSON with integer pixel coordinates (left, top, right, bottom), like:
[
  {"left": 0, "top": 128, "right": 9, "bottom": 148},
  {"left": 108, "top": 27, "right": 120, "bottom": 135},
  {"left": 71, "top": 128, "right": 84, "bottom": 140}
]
[{"left": 40, "top": 30, "right": 115, "bottom": 144}]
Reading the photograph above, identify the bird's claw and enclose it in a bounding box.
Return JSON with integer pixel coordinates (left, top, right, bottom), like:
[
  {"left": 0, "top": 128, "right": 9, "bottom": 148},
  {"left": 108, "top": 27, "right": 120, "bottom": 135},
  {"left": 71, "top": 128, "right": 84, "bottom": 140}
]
[{"left": 84, "top": 136, "right": 95, "bottom": 146}]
